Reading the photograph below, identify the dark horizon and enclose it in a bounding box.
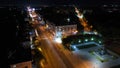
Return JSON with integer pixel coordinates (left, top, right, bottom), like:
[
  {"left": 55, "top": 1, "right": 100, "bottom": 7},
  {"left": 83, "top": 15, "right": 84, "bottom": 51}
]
[{"left": 0, "top": 0, "right": 120, "bottom": 7}]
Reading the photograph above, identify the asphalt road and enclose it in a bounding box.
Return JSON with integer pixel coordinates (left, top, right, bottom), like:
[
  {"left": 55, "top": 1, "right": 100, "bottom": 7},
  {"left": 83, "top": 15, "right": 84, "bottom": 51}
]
[
  {"left": 36, "top": 28, "right": 93, "bottom": 68},
  {"left": 29, "top": 9, "right": 93, "bottom": 68}
]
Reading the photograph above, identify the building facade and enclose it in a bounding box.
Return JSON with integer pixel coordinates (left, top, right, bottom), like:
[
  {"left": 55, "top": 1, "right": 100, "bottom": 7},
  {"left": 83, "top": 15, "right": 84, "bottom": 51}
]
[{"left": 10, "top": 61, "right": 32, "bottom": 68}]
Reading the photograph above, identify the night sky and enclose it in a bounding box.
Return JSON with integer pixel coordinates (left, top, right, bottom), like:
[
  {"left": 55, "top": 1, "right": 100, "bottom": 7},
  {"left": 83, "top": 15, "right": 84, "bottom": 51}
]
[{"left": 0, "top": 0, "right": 120, "bottom": 7}]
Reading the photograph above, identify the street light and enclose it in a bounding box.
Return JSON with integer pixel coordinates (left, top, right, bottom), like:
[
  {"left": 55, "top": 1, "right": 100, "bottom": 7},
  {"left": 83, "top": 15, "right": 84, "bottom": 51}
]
[
  {"left": 67, "top": 18, "right": 70, "bottom": 22},
  {"left": 98, "top": 40, "right": 102, "bottom": 44},
  {"left": 79, "top": 40, "right": 81, "bottom": 43},
  {"left": 85, "top": 39, "right": 88, "bottom": 42},
  {"left": 91, "top": 37, "right": 94, "bottom": 41}
]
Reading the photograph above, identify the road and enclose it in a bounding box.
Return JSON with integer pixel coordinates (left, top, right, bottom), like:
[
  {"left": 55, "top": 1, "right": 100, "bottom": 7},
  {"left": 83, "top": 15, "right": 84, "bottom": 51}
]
[
  {"left": 37, "top": 30, "right": 67, "bottom": 68},
  {"left": 36, "top": 28, "right": 93, "bottom": 68},
  {"left": 28, "top": 7, "right": 93, "bottom": 68}
]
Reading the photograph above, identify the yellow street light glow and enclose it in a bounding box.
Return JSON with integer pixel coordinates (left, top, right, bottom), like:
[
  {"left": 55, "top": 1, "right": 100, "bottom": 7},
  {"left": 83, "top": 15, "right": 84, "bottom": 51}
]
[
  {"left": 38, "top": 48, "right": 42, "bottom": 52},
  {"left": 46, "top": 24, "right": 48, "bottom": 28}
]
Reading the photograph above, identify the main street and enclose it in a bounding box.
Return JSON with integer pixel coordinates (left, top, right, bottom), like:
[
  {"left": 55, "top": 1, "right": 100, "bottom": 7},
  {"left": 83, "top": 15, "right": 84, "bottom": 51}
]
[
  {"left": 35, "top": 26, "right": 93, "bottom": 68},
  {"left": 28, "top": 7, "right": 93, "bottom": 68}
]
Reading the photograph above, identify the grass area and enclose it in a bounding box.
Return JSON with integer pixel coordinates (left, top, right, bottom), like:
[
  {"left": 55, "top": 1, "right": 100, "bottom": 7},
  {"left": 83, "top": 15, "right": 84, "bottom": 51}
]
[
  {"left": 77, "top": 44, "right": 97, "bottom": 49},
  {"left": 95, "top": 55, "right": 109, "bottom": 63}
]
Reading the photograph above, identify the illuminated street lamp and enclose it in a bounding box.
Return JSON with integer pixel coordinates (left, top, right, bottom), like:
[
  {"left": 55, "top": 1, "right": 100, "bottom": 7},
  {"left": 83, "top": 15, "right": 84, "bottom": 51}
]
[
  {"left": 45, "top": 24, "right": 48, "bottom": 28},
  {"left": 85, "top": 39, "right": 88, "bottom": 42},
  {"left": 98, "top": 41, "right": 102, "bottom": 44},
  {"left": 79, "top": 40, "right": 81, "bottom": 43},
  {"left": 67, "top": 18, "right": 70, "bottom": 22},
  {"left": 91, "top": 37, "right": 94, "bottom": 41}
]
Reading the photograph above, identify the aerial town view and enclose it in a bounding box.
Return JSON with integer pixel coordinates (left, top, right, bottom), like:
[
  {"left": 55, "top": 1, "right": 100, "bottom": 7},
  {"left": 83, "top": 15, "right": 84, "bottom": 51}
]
[{"left": 0, "top": 0, "right": 120, "bottom": 68}]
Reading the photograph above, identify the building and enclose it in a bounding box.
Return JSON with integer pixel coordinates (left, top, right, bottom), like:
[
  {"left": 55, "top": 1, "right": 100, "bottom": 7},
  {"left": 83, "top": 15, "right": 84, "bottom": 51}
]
[
  {"left": 10, "top": 61, "right": 32, "bottom": 68},
  {"left": 55, "top": 24, "right": 78, "bottom": 38},
  {"left": 3, "top": 7, "right": 33, "bottom": 68},
  {"left": 62, "top": 34, "right": 103, "bottom": 50},
  {"left": 46, "top": 21, "right": 78, "bottom": 37},
  {"left": 46, "top": 21, "right": 78, "bottom": 43}
]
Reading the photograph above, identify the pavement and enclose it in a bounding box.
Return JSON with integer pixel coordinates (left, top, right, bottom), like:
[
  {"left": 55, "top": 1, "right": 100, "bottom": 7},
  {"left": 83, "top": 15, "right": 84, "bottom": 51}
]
[{"left": 72, "top": 46, "right": 120, "bottom": 68}]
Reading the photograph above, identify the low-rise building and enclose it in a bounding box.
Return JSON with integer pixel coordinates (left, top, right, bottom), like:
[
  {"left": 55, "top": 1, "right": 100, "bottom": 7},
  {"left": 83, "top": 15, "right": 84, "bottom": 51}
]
[
  {"left": 46, "top": 21, "right": 78, "bottom": 38},
  {"left": 10, "top": 61, "right": 32, "bottom": 68}
]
